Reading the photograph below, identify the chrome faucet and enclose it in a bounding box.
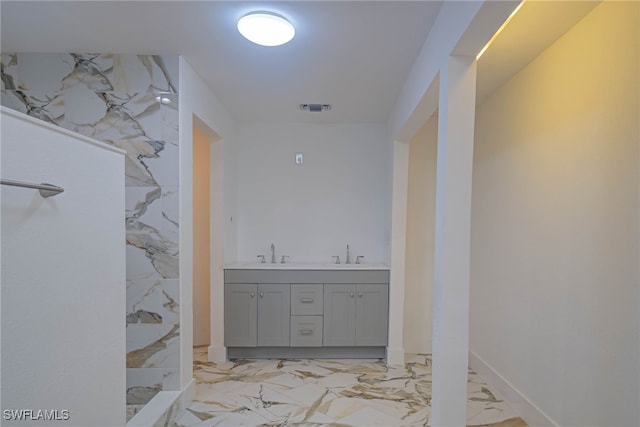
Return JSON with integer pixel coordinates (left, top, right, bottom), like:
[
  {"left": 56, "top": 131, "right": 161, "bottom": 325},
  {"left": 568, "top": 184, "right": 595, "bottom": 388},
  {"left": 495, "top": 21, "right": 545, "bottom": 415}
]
[
  {"left": 346, "top": 244, "right": 351, "bottom": 264},
  {"left": 270, "top": 243, "right": 276, "bottom": 263}
]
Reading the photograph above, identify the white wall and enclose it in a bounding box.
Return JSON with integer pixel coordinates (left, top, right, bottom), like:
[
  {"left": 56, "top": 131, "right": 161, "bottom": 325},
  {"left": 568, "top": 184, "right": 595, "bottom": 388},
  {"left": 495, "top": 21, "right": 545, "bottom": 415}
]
[
  {"left": 386, "top": 0, "right": 519, "bottom": 370},
  {"left": 1, "top": 108, "right": 126, "bottom": 426},
  {"left": 192, "top": 126, "right": 211, "bottom": 347},
  {"left": 236, "top": 122, "right": 389, "bottom": 264},
  {"left": 179, "top": 57, "right": 237, "bottom": 372},
  {"left": 470, "top": 3, "right": 639, "bottom": 426},
  {"left": 387, "top": 139, "right": 410, "bottom": 365},
  {"left": 389, "top": 0, "right": 517, "bottom": 141},
  {"left": 403, "top": 114, "right": 437, "bottom": 354}
]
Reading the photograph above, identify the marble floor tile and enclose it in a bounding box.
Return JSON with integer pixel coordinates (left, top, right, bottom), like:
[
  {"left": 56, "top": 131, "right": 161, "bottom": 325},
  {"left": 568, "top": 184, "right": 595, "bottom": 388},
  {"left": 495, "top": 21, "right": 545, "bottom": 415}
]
[{"left": 174, "top": 347, "right": 527, "bottom": 427}]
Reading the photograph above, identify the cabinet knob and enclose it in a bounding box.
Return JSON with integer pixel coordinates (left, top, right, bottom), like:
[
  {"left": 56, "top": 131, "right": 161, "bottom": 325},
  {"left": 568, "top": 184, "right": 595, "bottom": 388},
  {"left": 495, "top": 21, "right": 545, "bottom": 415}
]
[
  {"left": 358, "top": 292, "right": 363, "bottom": 298},
  {"left": 260, "top": 292, "right": 264, "bottom": 298},
  {"left": 250, "top": 292, "right": 255, "bottom": 298},
  {"left": 350, "top": 292, "right": 355, "bottom": 298}
]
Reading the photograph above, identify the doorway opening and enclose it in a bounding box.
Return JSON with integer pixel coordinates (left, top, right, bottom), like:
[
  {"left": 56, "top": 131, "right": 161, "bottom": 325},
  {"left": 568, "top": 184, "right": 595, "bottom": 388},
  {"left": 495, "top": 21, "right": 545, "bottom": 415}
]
[{"left": 192, "top": 118, "right": 222, "bottom": 349}]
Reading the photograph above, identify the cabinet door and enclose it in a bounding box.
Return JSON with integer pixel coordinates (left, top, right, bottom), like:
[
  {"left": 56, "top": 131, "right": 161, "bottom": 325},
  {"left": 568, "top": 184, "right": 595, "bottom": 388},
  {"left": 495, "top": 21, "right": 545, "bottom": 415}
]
[
  {"left": 355, "top": 284, "right": 389, "bottom": 346},
  {"left": 323, "top": 284, "right": 356, "bottom": 346},
  {"left": 224, "top": 284, "right": 257, "bottom": 347},
  {"left": 257, "top": 284, "right": 291, "bottom": 346}
]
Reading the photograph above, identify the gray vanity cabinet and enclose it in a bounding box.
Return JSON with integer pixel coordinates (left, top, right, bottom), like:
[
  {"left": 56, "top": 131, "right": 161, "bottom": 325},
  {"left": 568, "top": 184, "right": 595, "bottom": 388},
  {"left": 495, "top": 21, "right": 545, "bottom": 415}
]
[
  {"left": 257, "top": 284, "right": 291, "bottom": 346},
  {"left": 323, "top": 285, "right": 356, "bottom": 346},
  {"left": 224, "top": 283, "right": 291, "bottom": 347},
  {"left": 224, "top": 269, "right": 389, "bottom": 358},
  {"left": 354, "top": 284, "right": 389, "bottom": 346},
  {"left": 290, "top": 284, "right": 323, "bottom": 347},
  {"left": 224, "top": 283, "right": 257, "bottom": 347},
  {"left": 323, "top": 284, "right": 388, "bottom": 346}
]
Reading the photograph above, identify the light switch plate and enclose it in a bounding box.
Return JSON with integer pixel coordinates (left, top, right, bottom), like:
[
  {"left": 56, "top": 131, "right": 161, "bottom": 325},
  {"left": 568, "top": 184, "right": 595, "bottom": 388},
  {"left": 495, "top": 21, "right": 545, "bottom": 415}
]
[{"left": 295, "top": 153, "right": 303, "bottom": 165}]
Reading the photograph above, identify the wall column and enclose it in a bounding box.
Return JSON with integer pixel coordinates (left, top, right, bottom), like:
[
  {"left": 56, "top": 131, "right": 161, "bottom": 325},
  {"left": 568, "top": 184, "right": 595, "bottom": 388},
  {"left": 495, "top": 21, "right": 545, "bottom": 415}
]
[
  {"left": 387, "top": 139, "right": 410, "bottom": 365},
  {"left": 209, "top": 134, "right": 227, "bottom": 363},
  {"left": 430, "top": 55, "right": 477, "bottom": 426}
]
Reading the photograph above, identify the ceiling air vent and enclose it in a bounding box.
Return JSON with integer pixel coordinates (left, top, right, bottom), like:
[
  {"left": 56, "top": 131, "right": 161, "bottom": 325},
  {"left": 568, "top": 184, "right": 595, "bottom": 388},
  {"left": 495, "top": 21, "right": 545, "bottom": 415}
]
[{"left": 300, "top": 104, "right": 331, "bottom": 112}]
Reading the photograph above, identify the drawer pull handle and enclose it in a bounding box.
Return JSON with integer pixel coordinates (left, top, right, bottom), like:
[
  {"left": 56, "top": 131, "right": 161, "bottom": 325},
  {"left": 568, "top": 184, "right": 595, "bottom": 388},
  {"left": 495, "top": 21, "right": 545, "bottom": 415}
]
[
  {"left": 250, "top": 292, "right": 255, "bottom": 298},
  {"left": 358, "top": 292, "right": 363, "bottom": 298},
  {"left": 350, "top": 292, "right": 355, "bottom": 298},
  {"left": 300, "top": 298, "right": 314, "bottom": 303},
  {"left": 300, "top": 330, "right": 314, "bottom": 335},
  {"left": 259, "top": 292, "right": 264, "bottom": 298}
]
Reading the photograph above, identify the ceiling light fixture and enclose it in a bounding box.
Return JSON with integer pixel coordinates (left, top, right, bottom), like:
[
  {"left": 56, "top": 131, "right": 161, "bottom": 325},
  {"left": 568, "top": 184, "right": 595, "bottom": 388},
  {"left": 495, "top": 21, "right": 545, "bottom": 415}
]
[{"left": 237, "top": 12, "right": 295, "bottom": 47}]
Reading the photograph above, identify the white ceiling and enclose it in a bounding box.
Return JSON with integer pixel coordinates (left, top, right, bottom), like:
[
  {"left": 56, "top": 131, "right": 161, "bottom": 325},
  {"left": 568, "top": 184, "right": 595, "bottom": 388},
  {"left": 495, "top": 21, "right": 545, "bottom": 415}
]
[
  {"left": 0, "top": 1, "right": 601, "bottom": 126},
  {"left": 0, "top": 1, "right": 444, "bottom": 123}
]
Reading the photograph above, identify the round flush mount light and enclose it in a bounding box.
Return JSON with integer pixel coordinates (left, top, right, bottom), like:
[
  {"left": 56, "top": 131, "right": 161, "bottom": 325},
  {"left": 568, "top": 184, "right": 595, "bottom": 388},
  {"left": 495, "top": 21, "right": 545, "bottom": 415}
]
[{"left": 237, "top": 12, "right": 295, "bottom": 46}]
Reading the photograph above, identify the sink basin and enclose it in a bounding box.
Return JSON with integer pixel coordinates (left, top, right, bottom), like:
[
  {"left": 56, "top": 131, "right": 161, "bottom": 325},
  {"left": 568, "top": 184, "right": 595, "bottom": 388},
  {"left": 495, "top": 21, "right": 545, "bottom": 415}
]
[{"left": 224, "top": 262, "right": 389, "bottom": 270}]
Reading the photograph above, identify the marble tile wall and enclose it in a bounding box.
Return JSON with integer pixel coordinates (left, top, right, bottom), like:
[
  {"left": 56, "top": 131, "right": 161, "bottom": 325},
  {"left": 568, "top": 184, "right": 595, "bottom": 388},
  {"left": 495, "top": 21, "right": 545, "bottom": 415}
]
[{"left": 1, "top": 53, "right": 180, "bottom": 405}]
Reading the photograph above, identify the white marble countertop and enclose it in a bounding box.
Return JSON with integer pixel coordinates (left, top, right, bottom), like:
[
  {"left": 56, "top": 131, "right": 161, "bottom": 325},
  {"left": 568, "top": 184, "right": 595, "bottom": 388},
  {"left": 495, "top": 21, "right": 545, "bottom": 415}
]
[{"left": 224, "top": 262, "right": 389, "bottom": 270}]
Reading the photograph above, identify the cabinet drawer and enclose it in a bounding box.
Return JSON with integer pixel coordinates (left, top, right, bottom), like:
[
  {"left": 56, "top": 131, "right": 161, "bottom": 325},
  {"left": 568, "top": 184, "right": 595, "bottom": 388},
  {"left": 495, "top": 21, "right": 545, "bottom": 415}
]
[
  {"left": 290, "top": 316, "right": 323, "bottom": 347},
  {"left": 291, "top": 285, "right": 323, "bottom": 315}
]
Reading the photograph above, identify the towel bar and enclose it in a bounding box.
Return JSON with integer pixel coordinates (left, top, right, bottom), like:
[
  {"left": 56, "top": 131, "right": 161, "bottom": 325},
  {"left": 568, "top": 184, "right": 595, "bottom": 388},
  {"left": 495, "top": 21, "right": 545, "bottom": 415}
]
[{"left": 1, "top": 179, "right": 64, "bottom": 198}]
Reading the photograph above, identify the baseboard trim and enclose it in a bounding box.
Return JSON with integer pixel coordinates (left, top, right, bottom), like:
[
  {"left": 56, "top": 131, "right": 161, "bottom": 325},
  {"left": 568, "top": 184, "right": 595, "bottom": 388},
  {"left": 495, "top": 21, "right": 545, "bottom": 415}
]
[
  {"left": 468, "top": 351, "right": 558, "bottom": 427},
  {"left": 386, "top": 346, "right": 405, "bottom": 365},
  {"left": 208, "top": 344, "right": 227, "bottom": 362},
  {"left": 182, "top": 378, "right": 196, "bottom": 405},
  {"left": 227, "top": 346, "right": 386, "bottom": 359}
]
